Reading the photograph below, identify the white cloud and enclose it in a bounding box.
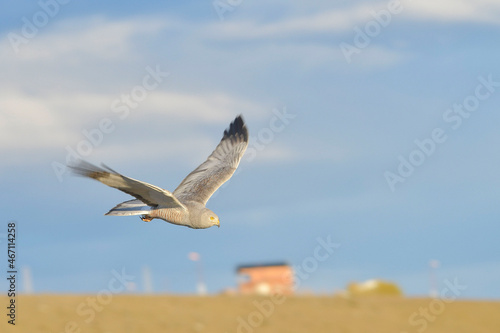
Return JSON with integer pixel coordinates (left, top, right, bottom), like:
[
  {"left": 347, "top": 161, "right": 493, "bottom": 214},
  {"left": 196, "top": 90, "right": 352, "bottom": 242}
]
[
  {"left": 6, "top": 15, "right": 169, "bottom": 61},
  {"left": 0, "top": 89, "right": 260, "bottom": 149},
  {"left": 0, "top": 16, "right": 173, "bottom": 94},
  {"left": 0, "top": 90, "right": 79, "bottom": 150},
  {"left": 140, "top": 91, "right": 260, "bottom": 123},
  {"left": 349, "top": 45, "right": 409, "bottom": 68},
  {"left": 206, "top": 0, "right": 500, "bottom": 41},
  {"left": 244, "top": 144, "right": 298, "bottom": 164},
  {"left": 87, "top": 137, "right": 217, "bottom": 166},
  {"left": 0, "top": 16, "right": 270, "bottom": 166},
  {"left": 205, "top": 5, "right": 374, "bottom": 40},
  {"left": 0, "top": 11, "right": 393, "bottom": 168},
  {"left": 406, "top": 0, "right": 500, "bottom": 24}
]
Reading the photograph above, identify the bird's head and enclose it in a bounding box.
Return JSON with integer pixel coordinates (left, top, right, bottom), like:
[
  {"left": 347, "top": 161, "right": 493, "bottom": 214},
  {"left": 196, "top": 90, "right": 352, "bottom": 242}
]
[{"left": 201, "top": 209, "right": 220, "bottom": 228}]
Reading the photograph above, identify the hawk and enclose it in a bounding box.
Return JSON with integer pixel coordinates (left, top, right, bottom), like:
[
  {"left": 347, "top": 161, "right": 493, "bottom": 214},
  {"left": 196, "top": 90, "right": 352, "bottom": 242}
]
[{"left": 70, "top": 116, "right": 248, "bottom": 229}]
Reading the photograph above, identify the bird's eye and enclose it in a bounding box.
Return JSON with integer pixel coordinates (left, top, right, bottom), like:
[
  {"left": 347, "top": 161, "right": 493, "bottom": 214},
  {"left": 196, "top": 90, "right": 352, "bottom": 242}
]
[{"left": 210, "top": 216, "right": 215, "bottom": 220}]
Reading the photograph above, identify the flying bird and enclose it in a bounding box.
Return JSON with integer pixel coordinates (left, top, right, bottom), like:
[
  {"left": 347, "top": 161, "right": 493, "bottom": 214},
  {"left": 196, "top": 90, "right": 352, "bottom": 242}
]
[{"left": 70, "top": 115, "right": 248, "bottom": 229}]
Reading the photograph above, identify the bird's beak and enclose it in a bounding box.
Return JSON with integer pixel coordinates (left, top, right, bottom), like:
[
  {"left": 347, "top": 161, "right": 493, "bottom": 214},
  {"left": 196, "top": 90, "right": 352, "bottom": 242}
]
[{"left": 215, "top": 220, "right": 220, "bottom": 228}]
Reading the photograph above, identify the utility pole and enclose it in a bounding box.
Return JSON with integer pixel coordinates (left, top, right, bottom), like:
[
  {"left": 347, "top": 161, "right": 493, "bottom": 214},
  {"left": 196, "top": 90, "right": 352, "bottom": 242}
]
[
  {"left": 188, "top": 252, "right": 207, "bottom": 295},
  {"left": 142, "top": 265, "right": 153, "bottom": 294},
  {"left": 429, "top": 259, "right": 440, "bottom": 298}
]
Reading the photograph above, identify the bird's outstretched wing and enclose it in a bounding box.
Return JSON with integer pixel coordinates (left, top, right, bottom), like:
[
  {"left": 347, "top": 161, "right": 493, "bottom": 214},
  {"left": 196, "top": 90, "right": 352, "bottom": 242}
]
[
  {"left": 173, "top": 115, "right": 249, "bottom": 205},
  {"left": 69, "top": 161, "right": 186, "bottom": 210}
]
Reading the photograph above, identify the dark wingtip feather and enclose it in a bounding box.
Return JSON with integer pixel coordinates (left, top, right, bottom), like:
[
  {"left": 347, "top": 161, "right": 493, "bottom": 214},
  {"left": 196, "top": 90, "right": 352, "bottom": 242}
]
[
  {"left": 68, "top": 160, "right": 117, "bottom": 181},
  {"left": 224, "top": 115, "right": 248, "bottom": 142}
]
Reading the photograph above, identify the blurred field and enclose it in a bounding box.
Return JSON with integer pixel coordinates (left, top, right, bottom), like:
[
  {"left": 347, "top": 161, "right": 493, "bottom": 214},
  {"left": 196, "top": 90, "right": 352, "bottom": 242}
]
[{"left": 1, "top": 294, "right": 499, "bottom": 333}]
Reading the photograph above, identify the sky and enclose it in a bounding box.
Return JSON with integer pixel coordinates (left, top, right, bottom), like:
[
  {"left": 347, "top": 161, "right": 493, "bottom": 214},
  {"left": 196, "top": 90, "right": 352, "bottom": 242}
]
[{"left": 0, "top": 0, "right": 499, "bottom": 299}]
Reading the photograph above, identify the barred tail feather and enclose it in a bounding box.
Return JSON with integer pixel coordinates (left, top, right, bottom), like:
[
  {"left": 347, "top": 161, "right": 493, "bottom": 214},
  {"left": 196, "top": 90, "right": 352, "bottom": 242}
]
[{"left": 105, "top": 199, "right": 152, "bottom": 216}]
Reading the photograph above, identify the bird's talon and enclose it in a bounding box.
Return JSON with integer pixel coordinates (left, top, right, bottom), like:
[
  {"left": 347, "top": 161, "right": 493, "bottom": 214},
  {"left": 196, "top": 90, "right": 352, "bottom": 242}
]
[{"left": 141, "top": 215, "right": 153, "bottom": 222}]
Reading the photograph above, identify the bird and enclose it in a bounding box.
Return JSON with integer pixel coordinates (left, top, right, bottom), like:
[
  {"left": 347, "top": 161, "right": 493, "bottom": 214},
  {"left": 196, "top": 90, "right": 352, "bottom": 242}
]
[{"left": 70, "top": 115, "right": 249, "bottom": 229}]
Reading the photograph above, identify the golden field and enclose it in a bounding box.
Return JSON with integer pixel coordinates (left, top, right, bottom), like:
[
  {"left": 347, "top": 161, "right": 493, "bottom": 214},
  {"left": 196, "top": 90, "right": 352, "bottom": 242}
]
[{"left": 1, "top": 294, "right": 499, "bottom": 333}]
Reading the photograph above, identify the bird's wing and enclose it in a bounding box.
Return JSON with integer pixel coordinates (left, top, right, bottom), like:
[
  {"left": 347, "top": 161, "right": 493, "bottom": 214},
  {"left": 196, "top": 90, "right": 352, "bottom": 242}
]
[
  {"left": 70, "top": 161, "right": 186, "bottom": 210},
  {"left": 173, "top": 115, "right": 249, "bottom": 205}
]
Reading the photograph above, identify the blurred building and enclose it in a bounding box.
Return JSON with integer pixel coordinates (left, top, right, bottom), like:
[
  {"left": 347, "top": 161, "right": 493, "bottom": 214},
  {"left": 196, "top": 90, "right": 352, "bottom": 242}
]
[{"left": 236, "top": 262, "right": 294, "bottom": 295}]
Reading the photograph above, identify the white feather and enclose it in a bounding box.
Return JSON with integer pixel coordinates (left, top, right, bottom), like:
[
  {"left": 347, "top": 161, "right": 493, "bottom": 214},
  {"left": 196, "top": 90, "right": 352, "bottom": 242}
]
[{"left": 105, "top": 199, "right": 151, "bottom": 216}]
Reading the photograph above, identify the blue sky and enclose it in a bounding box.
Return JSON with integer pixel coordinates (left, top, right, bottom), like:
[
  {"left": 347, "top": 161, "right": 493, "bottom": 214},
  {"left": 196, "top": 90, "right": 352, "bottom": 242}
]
[{"left": 1, "top": 0, "right": 499, "bottom": 299}]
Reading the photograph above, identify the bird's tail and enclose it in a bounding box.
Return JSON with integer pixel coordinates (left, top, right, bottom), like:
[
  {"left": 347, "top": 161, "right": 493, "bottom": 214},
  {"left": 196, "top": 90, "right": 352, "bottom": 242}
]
[{"left": 105, "top": 199, "right": 152, "bottom": 216}]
